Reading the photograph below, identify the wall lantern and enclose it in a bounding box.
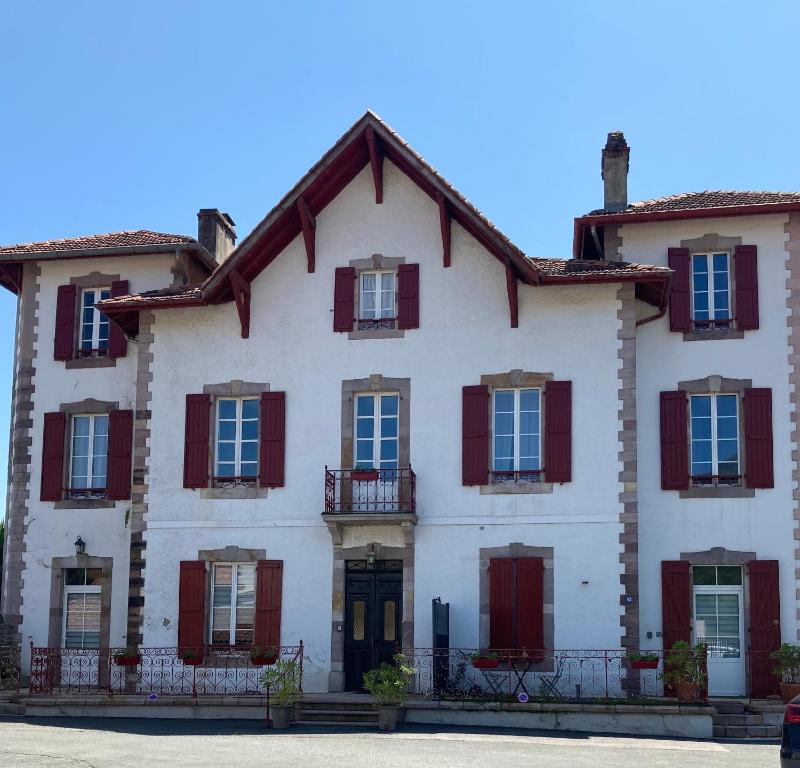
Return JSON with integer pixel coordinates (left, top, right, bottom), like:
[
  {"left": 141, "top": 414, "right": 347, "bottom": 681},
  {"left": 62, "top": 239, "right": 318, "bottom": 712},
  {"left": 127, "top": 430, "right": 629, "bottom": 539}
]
[{"left": 74, "top": 536, "right": 86, "bottom": 556}]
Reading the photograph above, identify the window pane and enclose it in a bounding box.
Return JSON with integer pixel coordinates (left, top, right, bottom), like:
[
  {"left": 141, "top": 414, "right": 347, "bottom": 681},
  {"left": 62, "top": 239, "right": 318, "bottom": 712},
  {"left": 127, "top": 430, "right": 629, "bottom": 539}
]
[
  {"left": 494, "top": 436, "right": 513, "bottom": 460},
  {"left": 86, "top": 569, "right": 102, "bottom": 585},
  {"left": 353, "top": 601, "right": 365, "bottom": 641},
  {"left": 241, "top": 421, "right": 258, "bottom": 441},
  {"left": 240, "top": 462, "right": 257, "bottom": 477},
  {"left": 716, "top": 395, "right": 737, "bottom": 418},
  {"left": 66, "top": 568, "right": 87, "bottom": 586},
  {"left": 356, "top": 441, "right": 373, "bottom": 463},
  {"left": 83, "top": 290, "right": 96, "bottom": 307},
  {"left": 73, "top": 416, "right": 90, "bottom": 437},
  {"left": 717, "top": 566, "right": 742, "bottom": 586},
  {"left": 380, "top": 439, "right": 397, "bottom": 462},
  {"left": 520, "top": 389, "right": 539, "bottom": 411},
  {"left": 717, "top": 594, "right": 740, "bottom": 615},
  {"left": 383, "top": 600, "right": 396, "bottom": 642},
  {"left": 217, "top": 462, "right": 235, "bottom": 477},
  {"left": 493, "top": 456, "right": 513, "bottom": 471},
  {"left": 693, "top": 566, "right": 716, "bottom": 585},
  {"left": 381, "top": 395, "right": 398, "bottom": 416},
  {"left": 218, "top": 421, "right": 236, "bottom": 441},
  {"left": 241, "top": 442, "right": 257, "bottom": 462},
  {"left": 520, "top": 434, "right": 539, "bottom": 459},
  {"left": 691, "top": 396, "right": 711, "bottom": 418},
  {"left": 361, "top": 273, "right": 376, "bottom": 291},
  {"left": 494, "top": 412, "right": 514, "bottom": 436},
  {"left": 218, "top": 443, "right": 235, "bottom": 462},
  {"left": 520, "top": 411, "right": 539, "bottom": 436},
  {"left": 356, "top": 396, "right": 374, "bottom": 417},
  {"left": 494, "top": 391, "right": 514, "bottom": 412},
  {"left": 357, "top": 418, "right": 374, "bottom": 439},
  {"left": 380, "top": 416, "right": 398, "bottom": 438},
  {"left": 242, "top": 400, "right": 258, "bottom": 420},
  {"left": 218, "top": 400, "right": 236, "bottom": 420}
]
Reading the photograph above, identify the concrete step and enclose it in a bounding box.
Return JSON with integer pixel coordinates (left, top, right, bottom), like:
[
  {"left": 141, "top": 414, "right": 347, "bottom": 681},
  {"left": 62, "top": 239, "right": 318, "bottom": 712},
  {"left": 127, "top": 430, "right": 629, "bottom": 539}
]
[
  {"left": 292, "top": 720, "right": 377, "bottom": 728},
  {"left": 0, "top": 703, "right": 25, "bottom": 716},
  {"left": 712, "top": 723, "right": 782, "bottom": 740},
  {"left": 712, "top": 701, "right": 747, "bottom": 715}
]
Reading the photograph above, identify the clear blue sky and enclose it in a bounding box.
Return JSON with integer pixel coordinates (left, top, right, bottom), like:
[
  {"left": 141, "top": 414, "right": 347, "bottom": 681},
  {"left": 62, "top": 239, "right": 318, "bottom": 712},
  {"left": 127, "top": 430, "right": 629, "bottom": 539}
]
[{"left": 1, "top": 1, "right": 798, "bottom": 511}]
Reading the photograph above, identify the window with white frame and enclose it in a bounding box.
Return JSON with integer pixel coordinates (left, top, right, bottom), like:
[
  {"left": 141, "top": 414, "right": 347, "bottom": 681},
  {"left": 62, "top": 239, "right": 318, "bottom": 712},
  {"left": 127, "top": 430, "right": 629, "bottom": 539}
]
[
  {"left": 358, "top": 271, "right": 395, "bottom": 328},
  {"left": 492, "top": 388, "right": 541, "bottom": 476},
  {"left": 63, "top": 568, "right": 102, "bottom": 648},
  {"left": 355, "top": 393, "right": 399, "bottom": 471},
  {"left": 79, "top": 288, "right": 111, "bottom": 355},
  {"left": 69, "top": 414, "right": 109, "bottom": 495},
  {"left": 209, "top": 563, "right": 255, "bottom": 645},
  {"left": 215, "top": 398, "right": 259, "bottom": 480},
  {"left": 692, "top": 253, "right": 731, "bottom": 328},
  {"left": 690, "top": 393, "right": 740, "bottom": 483}
]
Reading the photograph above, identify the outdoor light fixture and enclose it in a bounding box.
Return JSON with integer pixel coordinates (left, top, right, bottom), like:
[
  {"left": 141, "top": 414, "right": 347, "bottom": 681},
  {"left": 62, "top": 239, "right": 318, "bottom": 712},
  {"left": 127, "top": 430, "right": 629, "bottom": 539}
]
[{"left": 74, "top": 536, "right": 86, "bottom": 555}]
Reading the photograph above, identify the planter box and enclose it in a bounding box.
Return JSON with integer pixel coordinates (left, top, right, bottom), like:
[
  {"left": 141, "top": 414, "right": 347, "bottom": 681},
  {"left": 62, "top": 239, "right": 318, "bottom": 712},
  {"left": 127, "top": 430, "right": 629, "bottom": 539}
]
[
  {"left": 113, "top": 655, "right": 141, "bottom": 667},
  {"left": 250, "top": 654, "right": 278, "bottom": 667},
  {"left": 377, "top": 705, "right": 403, "bottom": 732},
  {"left": 472, "top": 658, "right": 500, "bottom": 670},
  {"left": 352, "top": 470, "right": 379, "bottom": 482},
  {"left": 270, "top": 703, "right": 294, "bottom": 729},
  {"left": 781, "top": 682, "right": 800, "bottom": 704},
  {"left": 675, "top": 681, "right": 701, "bottom": 703},
  {"left": 180, "top": 656, "right": 204, "bottom": 666},
  {"left": 630, "top": 659, "right": 659, "bottom": 670}
]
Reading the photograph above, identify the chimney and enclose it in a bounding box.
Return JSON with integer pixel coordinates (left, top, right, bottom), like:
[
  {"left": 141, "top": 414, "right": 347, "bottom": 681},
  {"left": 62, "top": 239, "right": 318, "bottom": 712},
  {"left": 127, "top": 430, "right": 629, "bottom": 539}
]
[
  {"left": 601, "top": 132, "right": 630, "bottom": 213},
  {"left": 197, "top": 209, "right": 236, "bottom": 263}
]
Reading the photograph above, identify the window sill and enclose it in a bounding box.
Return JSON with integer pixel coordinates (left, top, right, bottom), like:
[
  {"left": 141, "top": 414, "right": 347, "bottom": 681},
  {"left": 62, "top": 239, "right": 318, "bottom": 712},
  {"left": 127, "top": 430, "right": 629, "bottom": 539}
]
[
  {"left": 199, "top": 486, "right": 268, "bottom": 500},
  {"left": 54, "top": 499, "right": 116, "bottom": 509},
  {"left": 682, "top": 328, "right": 744, "bottom": 342},
  {"left": 480, "top": 481, "right": 553, "bottom": 495},
  {"left": 348, "top": 328, "right": 405, "bottom": 340},
  {"left": 679, "top": 485, "right": 755, "bottom": 499},
  {"left": 65, "top": 356, "right": 117, "bottom": 369}
]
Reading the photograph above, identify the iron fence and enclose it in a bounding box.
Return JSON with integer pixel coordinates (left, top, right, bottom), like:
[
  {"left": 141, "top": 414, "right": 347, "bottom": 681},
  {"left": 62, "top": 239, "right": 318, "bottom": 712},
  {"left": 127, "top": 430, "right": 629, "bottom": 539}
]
[
  {"left": 28, "top": 643, "right": 303, "bottom": 698},
  {"left": 0, "top": 646, "right": 20, "bottom": 693},
  {"left": 324, "top": 467, "right": 416, "bottom": 514}
]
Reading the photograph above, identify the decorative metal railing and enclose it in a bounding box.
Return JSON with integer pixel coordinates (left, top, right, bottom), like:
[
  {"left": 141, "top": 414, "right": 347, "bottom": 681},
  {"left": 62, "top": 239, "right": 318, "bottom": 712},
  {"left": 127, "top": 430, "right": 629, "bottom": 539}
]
[
  {"left": 357, "top": 316, "right": 397, "bottom": 331},
  {"left": 489, "top": 470, "right": 546, "bottom": 485},
  {"left": 211, "top": 476, "right": 258, "bottom": 489},
  {"left": 405, "top": 648, "right": 703, "bottom": 702},
  {"left": 28, "top": 643, "right": 303, "bottom": 698},
  {"left": 0, "top": 646, "right": 20, "bottom": 693},
  {"left": 324, "top": 467, "right": 416, "bottom": 515},
  {"left": 690, "top": 474, "right": 742, "bottom": 488}
]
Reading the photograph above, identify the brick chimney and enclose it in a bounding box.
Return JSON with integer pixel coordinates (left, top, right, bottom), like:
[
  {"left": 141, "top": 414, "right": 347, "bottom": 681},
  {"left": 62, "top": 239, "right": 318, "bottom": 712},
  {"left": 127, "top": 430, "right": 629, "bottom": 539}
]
[
  {"left": 197, "top": 209, "right": 236, "bottom": 263},
  {"left": 601, "top": 132, "right": 630, "bottom": 213}
]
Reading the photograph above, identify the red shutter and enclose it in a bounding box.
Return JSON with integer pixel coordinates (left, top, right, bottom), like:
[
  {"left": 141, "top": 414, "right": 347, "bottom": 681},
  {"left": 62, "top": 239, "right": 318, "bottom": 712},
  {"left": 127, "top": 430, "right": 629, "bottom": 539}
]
[
  {"left": 462, "top": 385, "right": 489, "bottom": 485},
  {"left": 254, "top": 560, "right": 283, "bottom": 650},
  {"left": 397, "top": 263, "right": 420, "bottom": 330},
  {"left": 107, "top": 280, "right": 128, "bottom": 358},
  {"left": 744, "top": 387, "right": 773, "bottom": 489},
  {"left": 734, "top": 245, "right": 759, "bottom": 331},
  {"left": 661, "top": 560, "right": 691, "bottom": 651},
  {"left": 40, "top": 412, "right": 67, "bottom": 501},
  {"left": 259, "top": 391, "right": 285, "bottom": 488},
  {"left": 748, "top": 560, "right": 781, "bottom": 698},
  {"left": 178, "top": 560, "right": 206, "bottom": 652},
  {"left": 660, "top": 391, "right": 689, "bottom": 490},
  {"left": 183, "top": 394, "right": 210, "bottom": 489},
  {"left": 667, "top": 248, "right": 691, "bottom": 333},
  {"left": 106, "top": 409, "right": 133, "bottom": 501},
  {"left": 333, "top": 267, "right": 355, "bottom": 332},
  {"left": 544, "top": 381, "right": 572, "bottom": 483},
  {"left": 489, "top": 557, "right": 514, "bottom": 650},
  {"left": 54, "top": 284, "right": 76, "bottom": 361},
  {"left": 516, "top": 557, "right": 544, "bottom": 657}
]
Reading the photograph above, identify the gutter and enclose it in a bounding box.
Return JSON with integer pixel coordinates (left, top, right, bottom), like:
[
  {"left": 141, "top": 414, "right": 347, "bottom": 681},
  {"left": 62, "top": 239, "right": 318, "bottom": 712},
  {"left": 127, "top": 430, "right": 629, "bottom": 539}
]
[{"left": 635, "top": 272, "right": 672, "bottom": 327}]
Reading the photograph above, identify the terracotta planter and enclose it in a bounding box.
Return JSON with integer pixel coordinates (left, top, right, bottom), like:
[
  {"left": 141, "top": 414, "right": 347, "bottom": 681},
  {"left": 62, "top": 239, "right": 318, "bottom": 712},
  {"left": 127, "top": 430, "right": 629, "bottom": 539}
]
[
  {"left": 472, "top": 658, "right": 500, "bottom": 670},
  {"left": 377, "top": 706, "right": 403, "bottom": 732},
  {"left": 180, "top": 655, "right": 204, "bottom": 666},
  {"left": 352, "top": 470, "right": 379, "bottom": 482},
  {"left": 269, "top": 703, "right": 294, "bottom": 729},
  {"left": 780, "top": 682, "right": 800, "bottom": 704},
  {"left": 113, "top": 655, "right": 141, "bottom": 667},
  {"left": 675, "top": 681, "right": 700, "bottom": 702},
  {"left": 250, "top": 654, "right": 278, "bottom": 667},
  {"left": 630, "top": 659, "right": 659, "bottom": 670}
]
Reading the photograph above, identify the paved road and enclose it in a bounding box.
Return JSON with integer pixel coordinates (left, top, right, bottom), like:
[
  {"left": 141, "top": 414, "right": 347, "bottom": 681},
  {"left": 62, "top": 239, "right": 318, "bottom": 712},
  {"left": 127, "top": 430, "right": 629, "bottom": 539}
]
[{"left": 0, "top": 717, "right": 781, "bottom": 767}]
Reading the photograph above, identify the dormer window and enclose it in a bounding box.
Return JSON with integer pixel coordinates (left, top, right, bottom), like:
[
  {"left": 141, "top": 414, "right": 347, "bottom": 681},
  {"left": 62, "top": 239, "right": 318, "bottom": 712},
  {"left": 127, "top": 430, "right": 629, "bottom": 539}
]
[
  {"left": 692, "top": 253, "right": 731, "bottom": 330},
  {"left": 79, "top": 288, "right": 111, "bottom": 357},
  {"left": 358, "top": 271, "right": 396, "bottom": 330}
]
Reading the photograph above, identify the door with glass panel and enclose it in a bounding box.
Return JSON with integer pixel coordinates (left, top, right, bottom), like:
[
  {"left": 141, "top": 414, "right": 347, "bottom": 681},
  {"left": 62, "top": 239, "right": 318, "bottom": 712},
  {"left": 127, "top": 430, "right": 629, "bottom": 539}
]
[
  {"left": 692, "top": 565, "right": 745, "bottom": 696},
  {"left": 61, "top": 568, "right": 103, "bottom": 688},
  {"left": 353, "top": 393, "right": 399, "bottom": 511}
]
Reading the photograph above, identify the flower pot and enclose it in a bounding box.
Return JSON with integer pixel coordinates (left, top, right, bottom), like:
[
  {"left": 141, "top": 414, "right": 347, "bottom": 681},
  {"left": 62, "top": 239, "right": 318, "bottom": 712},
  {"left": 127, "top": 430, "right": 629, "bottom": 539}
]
[
  {"left": 472, "top": 658, "right": 500, "bottom": 670},
  {"left": 377, "top": 706, "right": 403, "bottom": 732},
  {"left": 674, "top": 681, "right": 699, "bottom": 703},
  {"left": 251, "top": 653, "right": 278, "bottom": 667},
  {"left": 180, "top": 655, "right": 204, "bottom": 666},
  {"left": 630, "top": 659, "right": 659, "bottom": 670},
  {"left": 269, "top": 703, "right": 294, "bottom": 729},
  {"left": 113, "top": 655, "right": 141, "bottom": 667},
  {"left": 780, "top": 682, "right": 800, "bottom": 704},
  {"left": 352, "top": 470, "right": 379, "bottom": 482}
]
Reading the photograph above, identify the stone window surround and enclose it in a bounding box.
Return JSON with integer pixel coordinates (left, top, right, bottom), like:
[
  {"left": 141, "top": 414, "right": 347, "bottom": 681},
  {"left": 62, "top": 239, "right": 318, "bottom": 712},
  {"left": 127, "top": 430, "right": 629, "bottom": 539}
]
[
  {"left": 347, "top": 254, "right": 406, "bottom": 341},
  {"left": 340, "top": 375, "right": 411, "bottom": 469},
  {"left": 199, "top": 380, "right": 270, "bottom": 500},
  {"left": 479, "top": 370, "right": 554, "bottom": 495},
  {"left": 54, "top": 398, "right": 120, "bottom": 510},
  {"left": 479, "top": 544, "right": 555, "bottom": 672},
  {"left": 64, "top": 272, "right": 122, "bottom": 369},
  {"left": 48, "top": 555, "right": 113, "bottom": 649},
  {"left": 676, "top": 375, "right": 754, "bottom": 499},
  {"left": 678, "top": 234, "right": 745, "bottom": 342},
  {"left": 328, "top": 541, "right": 414, "bottom": 692}
]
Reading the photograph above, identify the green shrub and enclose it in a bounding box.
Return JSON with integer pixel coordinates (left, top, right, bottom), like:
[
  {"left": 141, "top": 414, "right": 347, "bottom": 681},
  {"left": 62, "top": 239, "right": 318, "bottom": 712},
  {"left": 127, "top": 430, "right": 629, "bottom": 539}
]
[
  {"left": 259, "top": 659, "right": 301, "bottom": 705},
  {"left": 362, "top": 653, "right": 414, "bottom": 706},
  {"left": 660, "top": 641, "right": 707, "bottom": 687},
  {"left": 771, "top": 643, "right": 800, "bottom": 684}
]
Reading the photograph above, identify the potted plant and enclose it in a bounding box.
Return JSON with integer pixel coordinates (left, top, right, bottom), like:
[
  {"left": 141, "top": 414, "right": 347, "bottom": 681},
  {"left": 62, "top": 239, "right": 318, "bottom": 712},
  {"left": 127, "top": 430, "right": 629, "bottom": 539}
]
[
  {"left": 470, "top": 650, "right": 500, "bottom": 670},
  {"left": 179, "top": 647, "right": 204, "bottom": 666},
  {"left": 771, "top": 643, "right": 800, "bottom": 703},
  {"left": 628, "top": 651, "right": 660, "bottom": 670},
  {"left": 112, "top": 648, "right": 142, "bottom": 667},
  {"left": 362, "top": 653, "right": 414, "bottom": 732},
  {"left": 250, "top": 646, "right": 279, "bottom": 666},
  {"left": 260, "top": 659, "right": 301, "bottom": 729},
  {"left": 351, "top": 464, "right": 379, "bottom": 482},
  {"left": 660, "top": 641, "right": 707, "bottom": 702}
]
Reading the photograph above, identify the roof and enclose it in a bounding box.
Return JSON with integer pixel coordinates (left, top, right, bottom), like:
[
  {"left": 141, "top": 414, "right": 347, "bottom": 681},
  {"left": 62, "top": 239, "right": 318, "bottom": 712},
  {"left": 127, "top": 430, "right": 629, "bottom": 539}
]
[
  {"left": 531, "top": 258, "right": 670, "bottom": 280},
  {"left": 99, "top": 284, "right": 203, "bottom": 306},
  {"left": 587, "top": 190, "right": 800, "bottom": 217},
  {"left": 0, "top": 229, "right": 197, "bottom": 255}
]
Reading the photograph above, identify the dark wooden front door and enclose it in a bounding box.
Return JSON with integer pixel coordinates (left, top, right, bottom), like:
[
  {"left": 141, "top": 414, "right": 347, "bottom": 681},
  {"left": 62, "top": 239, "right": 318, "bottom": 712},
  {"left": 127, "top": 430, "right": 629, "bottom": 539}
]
[{"left": 344, "top": 561, "right": 402, "bottom": 691}]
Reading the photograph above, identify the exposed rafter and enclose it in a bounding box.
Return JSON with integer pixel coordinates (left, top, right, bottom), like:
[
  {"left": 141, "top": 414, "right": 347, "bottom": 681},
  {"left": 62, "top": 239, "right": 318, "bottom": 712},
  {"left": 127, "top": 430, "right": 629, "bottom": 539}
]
[
  {"left": 0, "top": 262, "right": 23, "bottom": 294},
  {"left": 505, "top": 262, "right": 518, "bottom": 328},
  {"left": 297, "top": 196, "right": 316, "bottom": 273},
  {"left": 229, "top": 269, "right": 251, "bottom": 339},
  {"left": 436, "top": 191, "right": 451, "bottom": 268},
  {"left": 365, "top": 124, "right": 383, "bottom": 204}
]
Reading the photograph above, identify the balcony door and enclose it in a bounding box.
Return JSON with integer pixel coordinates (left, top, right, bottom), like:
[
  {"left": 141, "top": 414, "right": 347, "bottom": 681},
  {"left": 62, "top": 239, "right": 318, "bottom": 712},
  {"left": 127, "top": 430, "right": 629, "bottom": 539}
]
[
  {"left": 353, "top": 393, "right": 399, "bottom": 511},
  {"left": 344, "top": 560, "right": 402, "bottom": 691}
]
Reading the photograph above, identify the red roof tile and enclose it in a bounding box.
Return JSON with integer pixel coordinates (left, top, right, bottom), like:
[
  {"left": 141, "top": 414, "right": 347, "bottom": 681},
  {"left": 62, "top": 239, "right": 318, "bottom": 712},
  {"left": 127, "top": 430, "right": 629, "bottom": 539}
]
[
  {"left": 531, "top": 257, "right": 671, "bottom": 280},
  {"left": 0, "top": 229, "right": 197, "bottom": 255},
  {"left": 588, "top": 190, "right": 800, "bottom": 217},
  {"left": 98, "top": 284, "right": 203, "bottom": 308}
]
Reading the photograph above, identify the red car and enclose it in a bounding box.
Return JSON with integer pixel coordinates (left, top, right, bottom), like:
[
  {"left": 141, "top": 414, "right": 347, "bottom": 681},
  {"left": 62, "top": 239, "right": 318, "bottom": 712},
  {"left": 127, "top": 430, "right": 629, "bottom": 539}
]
[{"left": 782, "top": 697, "right": 800, "bottom": 767}]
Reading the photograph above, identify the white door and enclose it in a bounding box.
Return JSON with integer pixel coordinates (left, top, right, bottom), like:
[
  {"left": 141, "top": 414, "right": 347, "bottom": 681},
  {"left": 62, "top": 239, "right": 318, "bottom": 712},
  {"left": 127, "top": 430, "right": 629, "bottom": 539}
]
[
  {"left": 692, "top": 565, "right": 746, "bottom": 696},
  {"left": 353, "top": 393, "right": 399, "bottom": 511}
]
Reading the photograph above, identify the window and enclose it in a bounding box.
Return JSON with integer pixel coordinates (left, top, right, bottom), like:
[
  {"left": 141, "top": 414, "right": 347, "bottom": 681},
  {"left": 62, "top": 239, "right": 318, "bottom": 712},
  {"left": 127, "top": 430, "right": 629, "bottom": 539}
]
[
  {"left": 358, "top": 271, "right": 395, "bottom": 329},
  {"left": 69, "top": 414, "right": 109, "bottom": 497},
  {"left": 690, "top": 394, "right": 739, "bottom": 485},
  {"left": 692, "top": 253, "right": 731, "bottom": 329},
  {"left": 489, "top": 557, "right": 544, "bottom": 654},
  {"left": 355, "top": 393, "right": 399, "bottom": 471},
  {"left": 63, "top": 568, "right": 102, "bottom": 648},
  {"left": 693, "top": 566, "right": 743, "bottom": 662},
  {"left": 210, "top": 563, "right": 255, "bottom": 645},
  {"left": 79, "top": 288, "right": 111, "bottom": 356},
  {"left": 215, "top": 398, "right": 259, "bottom": 481},
  {"left": 492, "top": 389, "right": 541, "bottom": 479}
]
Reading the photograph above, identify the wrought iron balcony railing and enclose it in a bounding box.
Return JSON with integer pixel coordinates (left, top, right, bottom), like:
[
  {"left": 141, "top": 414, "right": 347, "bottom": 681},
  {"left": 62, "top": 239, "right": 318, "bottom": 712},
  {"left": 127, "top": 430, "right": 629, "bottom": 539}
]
[{"left": 324, "top": 467, "right": 416, "bottom": 515}]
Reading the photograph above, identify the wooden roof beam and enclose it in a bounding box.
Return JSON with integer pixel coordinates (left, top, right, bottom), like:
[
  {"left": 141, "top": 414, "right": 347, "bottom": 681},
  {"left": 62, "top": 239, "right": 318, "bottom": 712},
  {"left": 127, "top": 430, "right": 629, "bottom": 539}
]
[
  {"left": 229, "top": 269, "right": 251, "bottom": 339},
  {"left": 436, "top": 192, "right": 451, "bottom": 268},
  {"left": 297, "top": 196, "right": 316, "bottom": 273},
  {"left": 365, "top": 125, "right": 383, "bottom": 204},
  {"left": 505, "top": 261, "right": 519, "bottom": 328}
]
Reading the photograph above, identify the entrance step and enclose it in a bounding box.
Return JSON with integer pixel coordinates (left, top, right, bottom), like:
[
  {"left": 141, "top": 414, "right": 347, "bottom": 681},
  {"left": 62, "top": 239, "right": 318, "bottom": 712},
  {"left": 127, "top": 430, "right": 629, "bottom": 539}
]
[
  {"left": 294, "top": 701, "right": 378, "bottom": 726},
  {"left": 711, "top": 706, "right": 783, "bottom": 739}
]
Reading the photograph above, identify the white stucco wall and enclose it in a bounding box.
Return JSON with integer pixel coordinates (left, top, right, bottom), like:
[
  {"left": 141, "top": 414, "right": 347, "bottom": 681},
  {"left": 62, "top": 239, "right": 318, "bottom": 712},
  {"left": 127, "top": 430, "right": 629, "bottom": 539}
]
[
  {"left": 622, "top": 214, "right": 796, "bottom": 649},
  {"left": 19, "top": 253, "right": 177, "bottom": 654},
  {"left": 142, "top": 161, "right": 627, "bottom": 691}
]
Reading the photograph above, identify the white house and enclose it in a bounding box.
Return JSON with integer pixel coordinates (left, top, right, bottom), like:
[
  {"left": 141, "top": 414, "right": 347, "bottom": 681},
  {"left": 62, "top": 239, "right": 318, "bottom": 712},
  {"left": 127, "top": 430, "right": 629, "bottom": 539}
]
[{"left": 1, "top": 113, "right": 796, "bottom": 699}]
